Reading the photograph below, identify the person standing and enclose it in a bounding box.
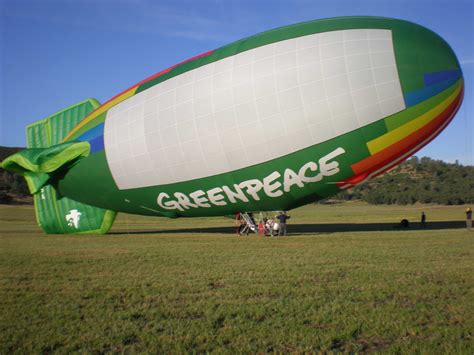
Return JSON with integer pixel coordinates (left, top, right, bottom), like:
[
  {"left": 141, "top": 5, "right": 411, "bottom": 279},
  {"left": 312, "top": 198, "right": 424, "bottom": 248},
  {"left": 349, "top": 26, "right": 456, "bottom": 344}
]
[
  {"left": 421, "top": 211, "right": 426, "bottom": 228},
  {"left": 235, "top": 212, "right": 245, "bottom": 236},
  {"left": 466, "top": 207, "right": 472, "bottom": 231},
  {"left": 276, "top": 211, "right": 290, "bottom": 236}
]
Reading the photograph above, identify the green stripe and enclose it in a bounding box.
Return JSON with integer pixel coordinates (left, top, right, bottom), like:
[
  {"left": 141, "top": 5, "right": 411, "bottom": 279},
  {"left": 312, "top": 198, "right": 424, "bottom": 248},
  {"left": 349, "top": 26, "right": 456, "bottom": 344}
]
[
  {"left": 66, "top": 112, "right": 107, "bottom": 141},
  {"left": 361, "top": 119, "right": 388, "bottom": 142}
]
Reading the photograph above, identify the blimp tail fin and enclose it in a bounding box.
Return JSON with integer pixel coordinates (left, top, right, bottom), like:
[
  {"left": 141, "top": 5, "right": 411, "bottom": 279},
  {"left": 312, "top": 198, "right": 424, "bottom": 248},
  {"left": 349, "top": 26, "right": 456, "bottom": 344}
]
[{"left": 1, "top": 99, "right": 117, "bottom": 234}]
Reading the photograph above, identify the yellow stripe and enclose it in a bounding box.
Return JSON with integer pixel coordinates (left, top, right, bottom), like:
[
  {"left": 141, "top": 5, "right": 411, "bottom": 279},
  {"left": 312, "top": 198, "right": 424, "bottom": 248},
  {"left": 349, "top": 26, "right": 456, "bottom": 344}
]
[
  {"left": 63, "top": 86, "right": 138, "bottom": 141},
  {"left": 367, "top": 83, "right": 462, "bottom": 155}
]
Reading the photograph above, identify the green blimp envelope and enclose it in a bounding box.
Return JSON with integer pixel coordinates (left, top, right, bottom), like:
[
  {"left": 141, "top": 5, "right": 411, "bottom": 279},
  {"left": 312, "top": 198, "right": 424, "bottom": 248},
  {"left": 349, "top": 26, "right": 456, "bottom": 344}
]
[{"left": 1, "top": 16, "right": 463, "bottom": 234}]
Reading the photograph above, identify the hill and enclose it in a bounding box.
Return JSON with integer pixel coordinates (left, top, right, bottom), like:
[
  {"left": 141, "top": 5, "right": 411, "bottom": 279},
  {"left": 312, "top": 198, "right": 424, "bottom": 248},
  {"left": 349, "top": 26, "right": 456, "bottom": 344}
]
[
  {"left": 335, "top": 156, "right": 474, "bottom": 205},
  {"left": 0, "top": 146, "right": 473, "bottom": 205}
]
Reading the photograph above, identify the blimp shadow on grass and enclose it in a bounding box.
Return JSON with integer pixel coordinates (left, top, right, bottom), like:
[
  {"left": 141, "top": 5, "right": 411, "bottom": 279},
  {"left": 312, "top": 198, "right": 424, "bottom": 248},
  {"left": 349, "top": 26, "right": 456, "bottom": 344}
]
[{"left": 2, "top": 16, "right": 463, "bottom": 234}]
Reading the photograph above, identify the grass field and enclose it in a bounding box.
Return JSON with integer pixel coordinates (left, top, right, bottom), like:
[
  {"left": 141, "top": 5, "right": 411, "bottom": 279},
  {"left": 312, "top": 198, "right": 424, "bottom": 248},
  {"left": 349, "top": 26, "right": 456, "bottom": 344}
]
[{"left": 0, "top": 202, "right": 473, "bottom": 353}]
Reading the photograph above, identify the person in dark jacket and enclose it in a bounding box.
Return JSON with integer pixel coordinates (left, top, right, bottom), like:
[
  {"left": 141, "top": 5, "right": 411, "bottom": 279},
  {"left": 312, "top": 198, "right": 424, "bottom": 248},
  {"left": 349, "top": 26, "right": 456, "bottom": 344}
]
[
  {"left": 276, "top": 211, "right": 290, "bottom": 236},
  {"left": 421, "top": 211, "right": 426, "bottom": 228}
]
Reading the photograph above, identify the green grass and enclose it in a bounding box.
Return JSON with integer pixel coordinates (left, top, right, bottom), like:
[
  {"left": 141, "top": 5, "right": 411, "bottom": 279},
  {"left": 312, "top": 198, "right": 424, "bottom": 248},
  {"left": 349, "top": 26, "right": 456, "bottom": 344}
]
[{"left": 0, "top": 202, "right": 473, "bottom": 353}]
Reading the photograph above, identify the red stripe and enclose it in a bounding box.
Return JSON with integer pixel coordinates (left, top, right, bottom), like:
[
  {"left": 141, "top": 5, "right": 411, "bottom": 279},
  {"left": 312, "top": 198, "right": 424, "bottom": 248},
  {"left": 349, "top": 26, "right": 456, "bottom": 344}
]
[
  {"left": 136, "top": 50, "right": 214, "bottom": 86},
  {"left": 338, "top": 87, "right": 463, "bottom": 187},
  {"left": 88, "top": 50, "right": 215, "bottom": 116}
]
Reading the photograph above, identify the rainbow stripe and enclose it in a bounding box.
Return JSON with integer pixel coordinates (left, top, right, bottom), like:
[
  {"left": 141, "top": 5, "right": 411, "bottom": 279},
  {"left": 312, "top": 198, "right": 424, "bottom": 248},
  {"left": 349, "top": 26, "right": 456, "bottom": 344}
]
[
  {"left": 63, "top": 50, "right": 214, "bottom": 142},
  {"left": 368, "top": 83, "right": 462, "bottom": 155},
  {"left": 339, "top": 79, "right": 464, "bottom": 187},
  {"left": 63, "top": 86, "right": 138, "bottom": 142}
]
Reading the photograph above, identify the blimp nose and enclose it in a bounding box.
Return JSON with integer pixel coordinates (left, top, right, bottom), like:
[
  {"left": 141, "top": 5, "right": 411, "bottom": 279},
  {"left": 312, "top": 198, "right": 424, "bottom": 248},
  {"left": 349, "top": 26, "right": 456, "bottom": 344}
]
[
  {"left": 396, "top": 26, "right": 462, "bottom": 108},
  {"left": 340, "top": 22, "right": 463, "bottom": 187}
]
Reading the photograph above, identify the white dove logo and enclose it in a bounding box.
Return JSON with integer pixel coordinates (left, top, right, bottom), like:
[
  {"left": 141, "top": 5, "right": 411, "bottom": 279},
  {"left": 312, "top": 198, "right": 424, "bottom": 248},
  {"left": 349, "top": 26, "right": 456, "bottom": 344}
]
[{"left": 66, "top": 209, "right": 82, "bottom": 229}]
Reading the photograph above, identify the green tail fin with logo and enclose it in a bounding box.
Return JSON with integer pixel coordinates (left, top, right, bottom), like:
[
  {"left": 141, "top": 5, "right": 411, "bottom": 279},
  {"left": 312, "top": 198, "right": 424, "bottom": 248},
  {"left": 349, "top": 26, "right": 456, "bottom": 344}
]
[{"left": 2, "top": 99, "right": 116, "bottom": 234}]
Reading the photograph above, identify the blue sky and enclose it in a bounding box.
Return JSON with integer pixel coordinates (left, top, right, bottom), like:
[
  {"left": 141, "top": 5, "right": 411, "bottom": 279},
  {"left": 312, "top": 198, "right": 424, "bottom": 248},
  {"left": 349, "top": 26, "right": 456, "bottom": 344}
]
[{"left": 1, "top": 0, "right": 473, "bottom": 164}]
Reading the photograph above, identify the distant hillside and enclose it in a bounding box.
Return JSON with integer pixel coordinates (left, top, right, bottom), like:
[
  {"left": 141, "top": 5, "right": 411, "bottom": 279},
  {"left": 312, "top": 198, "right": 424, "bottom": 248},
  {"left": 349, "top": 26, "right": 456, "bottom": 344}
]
[
  {"left": 0, "top": 146, "right": 473, "bottom": 205},
  {"left": 0, "top": 146, "right": 24, "bottom": 161},
  {"left": 0, "top": 146, "right": 30, "bottom": 203},
  {"left": 335, "top": 156, "right": 474, "bottom": 205}
]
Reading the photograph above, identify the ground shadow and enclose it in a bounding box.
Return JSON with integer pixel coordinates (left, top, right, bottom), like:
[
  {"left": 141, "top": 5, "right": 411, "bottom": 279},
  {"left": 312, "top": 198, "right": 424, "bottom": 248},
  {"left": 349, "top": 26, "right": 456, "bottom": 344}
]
[{"left": 110, "top": 220, "right": 466, "bottom": 235}]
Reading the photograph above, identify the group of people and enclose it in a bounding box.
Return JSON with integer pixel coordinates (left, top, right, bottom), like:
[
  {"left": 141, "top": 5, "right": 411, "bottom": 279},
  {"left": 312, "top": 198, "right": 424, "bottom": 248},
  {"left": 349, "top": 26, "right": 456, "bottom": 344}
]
[
  {"left": 235, "top": 207, "right": 473, "bottom": 236},
  {"left": 260, "top": 212, "right": 291, "bottom": 236},
  {"left": 235, "top": 211, "right": 290, "bottom": 236}
]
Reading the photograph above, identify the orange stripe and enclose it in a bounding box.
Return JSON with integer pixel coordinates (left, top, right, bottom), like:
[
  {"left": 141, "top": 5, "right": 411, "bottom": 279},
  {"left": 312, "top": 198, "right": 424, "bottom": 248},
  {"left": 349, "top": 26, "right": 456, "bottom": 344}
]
[{"left": 63, "top": 86, "right": 138, "bottom": 141}]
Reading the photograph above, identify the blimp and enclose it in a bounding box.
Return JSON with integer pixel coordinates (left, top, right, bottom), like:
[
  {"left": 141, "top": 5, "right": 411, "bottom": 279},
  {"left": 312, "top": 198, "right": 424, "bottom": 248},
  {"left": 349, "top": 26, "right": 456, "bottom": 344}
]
[{"left": 2, "top": 16, "right": 463, "bottom": 234}]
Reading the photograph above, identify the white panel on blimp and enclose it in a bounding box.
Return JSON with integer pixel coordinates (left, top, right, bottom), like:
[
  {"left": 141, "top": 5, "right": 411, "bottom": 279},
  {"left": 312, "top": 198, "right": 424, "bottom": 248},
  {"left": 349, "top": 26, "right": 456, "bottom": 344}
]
[{"left": 104, "top": 29, "right": 405, "bottom": 190}]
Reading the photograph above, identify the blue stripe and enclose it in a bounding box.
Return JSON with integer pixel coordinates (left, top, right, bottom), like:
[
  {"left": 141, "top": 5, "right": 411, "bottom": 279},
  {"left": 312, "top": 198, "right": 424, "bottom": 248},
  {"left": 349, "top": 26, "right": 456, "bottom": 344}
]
[
  {"left": 404, "top": 77, "right": 458, "bottom": 107},
  {"left": 89, "top": 135, "right": 104, "bottom": 153},
  {"left": 424, "top": 69, "right": 461, "bottom": 86},
  {"left": 76, "top": 123, "right": 104, "bottom": 142}
]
